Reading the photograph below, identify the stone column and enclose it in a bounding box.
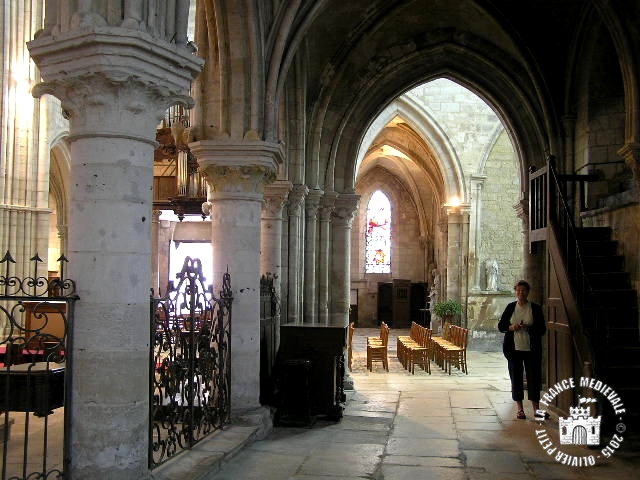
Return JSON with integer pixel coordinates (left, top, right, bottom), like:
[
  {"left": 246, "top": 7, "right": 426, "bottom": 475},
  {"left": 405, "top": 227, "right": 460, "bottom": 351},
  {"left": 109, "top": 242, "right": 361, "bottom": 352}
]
[
  {"left": 0, "top": 3, "right": 48, "bottom": 279},
  {"left": 190, "top": 140, "right": 282, "bottom": 412},
  {"left": 303, "top": 189, "right": 323, "bottom": 323},
  {"left": 262, "top": 180, "right": 292, "bottom": 348},
  {"left": 151, "top": 209, "right": 162, "bottom": 296},
  {"left": 157, "top": 219, "right": 175, "bottom": 296},
  {"left": 469, "top": 175, "right": 486, "bottom": 291},
  {"left": 514, "top": 197, "right": 544, "bottom": 299},
  {"left": 445, "top": 204, "right": 470, "bottom": 324},
  {"left": 318, "top": 192, "right": 337, "bottom": 324},
  {"left": 330, "top": 194, "right": 360, "bottom": 326},
  {"left": 28, "top": 11, "right": 202, "bottom": 479},
  {"left": 286, "top": 185, "right": 308, "bottom": 323}
]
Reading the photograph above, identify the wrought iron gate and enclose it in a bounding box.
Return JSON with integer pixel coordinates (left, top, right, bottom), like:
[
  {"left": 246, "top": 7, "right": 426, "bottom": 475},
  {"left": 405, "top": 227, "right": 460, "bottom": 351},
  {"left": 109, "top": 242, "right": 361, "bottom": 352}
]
[
  {"left": 150, "top": 257, "right": 232, "bottom": 468},
  {"left": 0, "top": 252, "right": 77, "bottom": 480}
]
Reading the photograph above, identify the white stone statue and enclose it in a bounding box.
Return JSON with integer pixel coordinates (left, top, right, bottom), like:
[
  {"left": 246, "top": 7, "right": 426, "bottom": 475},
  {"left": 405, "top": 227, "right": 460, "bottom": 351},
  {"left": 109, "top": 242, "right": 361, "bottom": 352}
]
[{"left": 486, "top": 259, "right": 499, "bottom": 291}]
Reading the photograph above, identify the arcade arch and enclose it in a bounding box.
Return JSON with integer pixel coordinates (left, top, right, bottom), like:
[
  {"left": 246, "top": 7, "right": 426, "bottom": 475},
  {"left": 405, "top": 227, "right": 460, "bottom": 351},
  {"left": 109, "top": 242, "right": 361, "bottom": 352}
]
[{"left": 349, "top": 79, "right": 522, "bottom": 349}]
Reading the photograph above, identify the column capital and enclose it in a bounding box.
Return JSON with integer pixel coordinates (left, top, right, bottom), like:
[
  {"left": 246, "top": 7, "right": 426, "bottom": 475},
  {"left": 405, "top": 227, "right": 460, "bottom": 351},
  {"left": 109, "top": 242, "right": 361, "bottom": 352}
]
[
  {"left": 287, "top": 184, "right": 309, "bottom": 216},
  {"left": 319, "top": 191, "right": 338, "bottom": 221},
  {"left": 513, "top": 198, "right": 528, "bottom": 220},
  {"left": 445, "top": 204, "right": 471, "bottom": 220},
  {"left": 470, "top": 175, "right": 487, "bottom": 191},
  {"left": 305, "top": 189, "right": 324, "bottom": 218},
  {"left": 263, "top": 181, "right": 292, "bottom": 218},
  {"left": 332, "top": 193, "right": 360, "bottom": 227},
  {"left": 28, "top": 30, "right": 203, "bottom": 137},
  {"left": 618, "top": 143, "right": 640, "bottom": 190},
  {"left": 191, "top": 139, "right": 283, "bottom": 201}
]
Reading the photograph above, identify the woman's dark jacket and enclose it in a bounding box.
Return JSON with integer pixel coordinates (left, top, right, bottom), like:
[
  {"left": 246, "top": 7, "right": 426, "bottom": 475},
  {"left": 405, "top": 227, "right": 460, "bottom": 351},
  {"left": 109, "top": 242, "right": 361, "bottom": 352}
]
[{"left": 498, "top": 301, "right": 546, "bottom": 357}]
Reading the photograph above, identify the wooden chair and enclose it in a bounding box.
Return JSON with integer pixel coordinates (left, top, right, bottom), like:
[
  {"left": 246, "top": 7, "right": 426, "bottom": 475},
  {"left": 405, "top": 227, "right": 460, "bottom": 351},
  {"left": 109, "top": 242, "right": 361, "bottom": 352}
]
[
  {"left": 347, "top": 322, "right": 355, "bottom": 371},
  {"left": 431, "top": 321, "right": 453, "bottom": 369},
  {"left": 367, "top": 322, "right": 387, "bottom": 345},
  {"left": 407, "top": 326, "right": 432, "bottom": 374},
  {"left": 367, "top": 323, "right": 389, "bottom": 371},
  {"left": 397, "top": 321, "right": 420, "bottom": 368},
  {"left": 442, "top": 327, "right": 469, "bottom": 374}
]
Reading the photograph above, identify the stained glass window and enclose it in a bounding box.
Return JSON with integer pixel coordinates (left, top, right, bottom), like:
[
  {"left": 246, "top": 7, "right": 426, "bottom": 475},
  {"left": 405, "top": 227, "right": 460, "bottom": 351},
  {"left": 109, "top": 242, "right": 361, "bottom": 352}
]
[{"left": 365, "top": 190, "right": 391, "bottom": 273}]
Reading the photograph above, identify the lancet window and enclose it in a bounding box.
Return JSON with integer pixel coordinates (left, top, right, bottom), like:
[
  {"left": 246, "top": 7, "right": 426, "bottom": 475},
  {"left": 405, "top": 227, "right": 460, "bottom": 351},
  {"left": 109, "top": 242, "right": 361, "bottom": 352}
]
[{"left": 365, "top": 190, "right": 391, "bottom": 273}]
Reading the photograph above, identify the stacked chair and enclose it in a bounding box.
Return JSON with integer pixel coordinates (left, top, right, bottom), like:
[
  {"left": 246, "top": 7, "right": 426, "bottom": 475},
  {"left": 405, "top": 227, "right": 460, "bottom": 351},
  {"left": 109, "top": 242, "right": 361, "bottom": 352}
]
[
  {"left": 431, "top": 322, "right": 470, "bottom": 375},
  {"left": 366, "top": 322, "right": 390, "bottom": 371},
  {"left": 397, "top": 321, "right": 432, "bottom": 374}
]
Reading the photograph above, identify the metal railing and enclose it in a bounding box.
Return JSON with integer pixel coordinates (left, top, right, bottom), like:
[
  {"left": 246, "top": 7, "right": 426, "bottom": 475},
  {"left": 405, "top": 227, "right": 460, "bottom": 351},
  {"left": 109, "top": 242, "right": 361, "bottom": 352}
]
[
  {"left": 0, "top": 252, "right": 78, "bottom": 480},
  {"left": 150, "top": 257, "right": 232, "bottom": 468}
]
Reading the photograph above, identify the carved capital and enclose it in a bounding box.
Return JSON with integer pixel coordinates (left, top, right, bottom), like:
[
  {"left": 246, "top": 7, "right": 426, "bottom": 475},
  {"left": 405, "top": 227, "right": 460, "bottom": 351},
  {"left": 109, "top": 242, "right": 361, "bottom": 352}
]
[
  {"left": 28, "top": 29, "right": 202, "bottom": 132},
  {"left": 513, "top": 198, "right": 528, "bottom": 221},
  {"left": 305, "top": 189, "right": 324, "bottom": 219},
  {"left": 33, "top": 74, "right": 191, "bottom": 142},
  {"left": 618, "top": 143, "right": 640, "bottom": 191},
  {"left": 287, "top": 184, "right": 309, "bottom": 216},
  {"left": 332, "top": 193, "right": 360, "bottom": 228},
  {"left": 190, "top": 139, "right": 282, "bottom": 201},
  {"left": 201, "top": 165, "right": 276, "bottom": 201},
  {"left": 263, "top": 181, "right": 292, "bottom": 218},
  {"left": 319, "top": 191, "right": 338, "bottom": 221}
]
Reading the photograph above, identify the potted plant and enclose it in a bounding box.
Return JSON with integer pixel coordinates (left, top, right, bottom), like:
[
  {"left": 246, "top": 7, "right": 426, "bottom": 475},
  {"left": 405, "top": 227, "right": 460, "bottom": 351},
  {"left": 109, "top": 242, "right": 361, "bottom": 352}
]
[{"left": 433, "top": 299, "right": 463, "bottom": 323}]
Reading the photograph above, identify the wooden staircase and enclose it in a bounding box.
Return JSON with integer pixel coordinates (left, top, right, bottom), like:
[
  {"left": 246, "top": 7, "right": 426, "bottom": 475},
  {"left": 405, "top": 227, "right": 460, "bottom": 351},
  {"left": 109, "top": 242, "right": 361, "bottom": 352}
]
[
  {"left": 530, "top": 157, "right": 640, "bottom": 430},
  {"left": 577, "top": 226, "right": 640, "bottom": 427}
]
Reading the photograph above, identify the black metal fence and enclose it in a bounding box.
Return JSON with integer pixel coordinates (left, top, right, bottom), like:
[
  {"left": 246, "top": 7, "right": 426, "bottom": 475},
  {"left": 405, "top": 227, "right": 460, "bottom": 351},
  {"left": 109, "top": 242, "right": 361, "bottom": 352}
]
[
  {"left": 0, "top": 252, "right": 77, "bottom": 480},
  {"left": 150, "top": 257, "right": 232, "bottom": 468},
  {"left": 260, "top": 274, "right": 279, "bottom": 404}
]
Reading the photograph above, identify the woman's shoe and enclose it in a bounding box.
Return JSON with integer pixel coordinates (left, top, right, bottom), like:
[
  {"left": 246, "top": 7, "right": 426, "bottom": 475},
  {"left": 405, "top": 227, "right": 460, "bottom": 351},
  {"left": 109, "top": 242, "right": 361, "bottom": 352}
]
[{"left": 516, "top": 410, "right": 526, "bottom": 419}]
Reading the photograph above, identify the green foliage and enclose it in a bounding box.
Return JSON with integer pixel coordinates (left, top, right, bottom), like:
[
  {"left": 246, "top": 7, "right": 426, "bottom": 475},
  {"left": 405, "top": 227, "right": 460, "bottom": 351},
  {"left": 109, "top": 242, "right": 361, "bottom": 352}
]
[{"left": 433, "top": 299, "right": 462, "bottom": 317}]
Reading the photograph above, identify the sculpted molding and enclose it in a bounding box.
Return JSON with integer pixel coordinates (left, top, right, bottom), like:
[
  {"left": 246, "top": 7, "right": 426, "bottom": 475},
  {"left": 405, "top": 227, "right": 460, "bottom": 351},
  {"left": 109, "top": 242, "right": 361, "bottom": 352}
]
[{"left": 202, "top": 165, "right": 277, "bottom": 198}]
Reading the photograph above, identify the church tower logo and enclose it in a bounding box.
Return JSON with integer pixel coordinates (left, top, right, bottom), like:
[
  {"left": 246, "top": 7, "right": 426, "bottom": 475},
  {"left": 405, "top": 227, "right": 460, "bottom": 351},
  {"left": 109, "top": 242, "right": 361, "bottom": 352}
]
[
  {"left": 533, "top": 376, "right": 626, "bottom": 466},
  {"left": 558, "top": 397, "right": 601, "bottom": 445}
]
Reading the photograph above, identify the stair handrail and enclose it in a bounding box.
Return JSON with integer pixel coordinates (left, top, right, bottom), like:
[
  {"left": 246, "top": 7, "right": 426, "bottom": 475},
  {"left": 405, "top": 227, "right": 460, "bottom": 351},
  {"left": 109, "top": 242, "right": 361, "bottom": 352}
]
[{"left": 544, "top": 157, "right": 604, "bottom": 371}]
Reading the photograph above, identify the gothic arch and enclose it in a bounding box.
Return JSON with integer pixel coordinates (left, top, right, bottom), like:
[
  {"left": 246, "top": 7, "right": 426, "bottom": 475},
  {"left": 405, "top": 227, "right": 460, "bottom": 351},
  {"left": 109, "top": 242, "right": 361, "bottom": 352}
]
[
  {"left": 356, "top": 94, "right": 465, "bottom": 206},
  {"left": 587, "top": 0, "right": 640, "bottom": 144},
  {"left": 48, "top": 140, "right": 71, "bottom": 254},
  {"left": 314, "top": 39, "right": 554, "bottom": 197}
]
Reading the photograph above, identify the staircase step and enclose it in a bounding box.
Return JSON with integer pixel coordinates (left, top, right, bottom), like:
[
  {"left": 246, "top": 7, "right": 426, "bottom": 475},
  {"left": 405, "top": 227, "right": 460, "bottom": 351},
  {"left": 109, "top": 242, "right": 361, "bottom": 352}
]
[
  {"left": 583, "top": 307, "right": 638, "bottom": 328},
  {"left": 580, "top": 240, "right": 618, "bottom": 257},
  {"left": 582, "top": 255, "right": 625, "bottom": 273},
  {"left": 594, "top": 346, "right": 640, "bottom": 365},
  {"left": 596, "top": 365, "right": 640, "bottom": 385},
  {"left": 583, "top": 271, "right": 630, "bottom": 289},
  {"left": 589, "top": 327, "right": 640, "bottom": 346},
  {"left": 576, "top": 227, "right": 612, "bottom": 242},
  {"left": 584, "top": 289, "right": 638, "bottom": 307}
]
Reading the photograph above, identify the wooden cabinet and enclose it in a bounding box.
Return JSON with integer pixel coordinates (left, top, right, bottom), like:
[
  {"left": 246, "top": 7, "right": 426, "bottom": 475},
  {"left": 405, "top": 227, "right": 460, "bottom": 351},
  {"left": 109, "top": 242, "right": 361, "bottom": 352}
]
[{"left": 277, "top": 323, "right": 347, "bottom": 421}]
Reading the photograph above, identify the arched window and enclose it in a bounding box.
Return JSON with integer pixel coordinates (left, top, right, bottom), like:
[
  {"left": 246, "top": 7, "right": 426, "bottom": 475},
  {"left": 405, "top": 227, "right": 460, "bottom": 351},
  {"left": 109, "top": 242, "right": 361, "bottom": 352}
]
[{"left": 365, "top": 190, "right": 391, "bottom": 273}]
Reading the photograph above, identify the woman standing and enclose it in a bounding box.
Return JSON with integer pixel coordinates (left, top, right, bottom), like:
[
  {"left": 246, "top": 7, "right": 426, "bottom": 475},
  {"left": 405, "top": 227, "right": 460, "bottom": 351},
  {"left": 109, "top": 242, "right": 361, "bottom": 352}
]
[{"left": 498, "top": 280, "right": 547, "bottom": 419}]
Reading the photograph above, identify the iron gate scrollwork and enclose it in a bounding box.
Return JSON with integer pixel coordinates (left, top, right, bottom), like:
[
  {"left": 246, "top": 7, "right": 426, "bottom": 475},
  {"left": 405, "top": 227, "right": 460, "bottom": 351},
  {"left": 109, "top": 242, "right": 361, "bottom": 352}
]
[
  {"left": 0, "top": 251, "right": 77, "bottom": 480},
  {"left": 150, "top": 257, "right": 232, "bottom": 468}
]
